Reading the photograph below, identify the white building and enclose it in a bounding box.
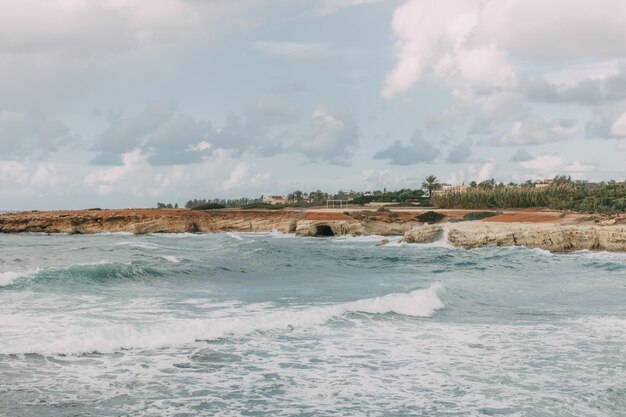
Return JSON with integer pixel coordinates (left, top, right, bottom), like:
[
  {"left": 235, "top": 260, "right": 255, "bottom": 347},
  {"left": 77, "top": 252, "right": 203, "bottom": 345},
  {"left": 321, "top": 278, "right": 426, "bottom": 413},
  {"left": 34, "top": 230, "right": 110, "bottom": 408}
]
[{"left": 263, "top": 195, "right": 288, "bottom": 205}]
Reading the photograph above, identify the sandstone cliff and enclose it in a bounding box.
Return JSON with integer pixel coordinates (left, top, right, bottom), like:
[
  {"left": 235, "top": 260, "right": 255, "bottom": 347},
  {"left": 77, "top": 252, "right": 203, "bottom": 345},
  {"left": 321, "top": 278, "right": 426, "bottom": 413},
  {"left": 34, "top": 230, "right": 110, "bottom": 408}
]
[
  {"left": 401, "top": 222, "right": 626, "bottom": 252},
  {"left": 0, "top": 209, "right": 300, "bottom": 235},
  {"left": 2, "top": 209, "right": 625, "bottom": 252}
]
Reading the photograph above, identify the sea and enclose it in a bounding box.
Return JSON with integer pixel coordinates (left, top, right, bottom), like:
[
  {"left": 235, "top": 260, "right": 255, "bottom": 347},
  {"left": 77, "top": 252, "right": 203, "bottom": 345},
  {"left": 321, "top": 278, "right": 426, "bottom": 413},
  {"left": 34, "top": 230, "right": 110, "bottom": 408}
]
[{"left": 1, "top": 232, "right": 625, "bottom": 417}]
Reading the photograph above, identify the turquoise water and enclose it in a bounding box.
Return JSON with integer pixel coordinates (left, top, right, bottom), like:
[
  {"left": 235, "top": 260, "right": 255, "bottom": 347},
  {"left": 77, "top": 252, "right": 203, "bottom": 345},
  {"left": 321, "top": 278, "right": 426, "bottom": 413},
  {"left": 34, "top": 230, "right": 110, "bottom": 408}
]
[{"left": 1, "top": 232, "right": 625, "bottom": 416}]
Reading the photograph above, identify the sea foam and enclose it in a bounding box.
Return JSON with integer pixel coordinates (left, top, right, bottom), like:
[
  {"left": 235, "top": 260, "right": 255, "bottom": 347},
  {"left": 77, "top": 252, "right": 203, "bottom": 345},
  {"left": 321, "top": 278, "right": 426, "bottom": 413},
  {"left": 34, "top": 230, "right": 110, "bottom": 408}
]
[
  {"left": 0, "top": 285, "right": 444, "bottom": 355},
  {"left": 0, "top": 271, "right": 26, "bottom": 287}
]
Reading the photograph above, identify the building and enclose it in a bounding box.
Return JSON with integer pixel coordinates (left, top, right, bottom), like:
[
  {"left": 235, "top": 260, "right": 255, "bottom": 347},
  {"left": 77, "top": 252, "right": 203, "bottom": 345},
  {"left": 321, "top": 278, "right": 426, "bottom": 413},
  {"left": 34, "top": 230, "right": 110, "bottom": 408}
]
[
  {"left": 263, "top": 195, "right": 288, "bottom": 205},
  {"left": 433, "top": 184, "right": 469, "bottom": 195},
  {"left": 534, "top": 179, "right": 554, "bottom": 189}
]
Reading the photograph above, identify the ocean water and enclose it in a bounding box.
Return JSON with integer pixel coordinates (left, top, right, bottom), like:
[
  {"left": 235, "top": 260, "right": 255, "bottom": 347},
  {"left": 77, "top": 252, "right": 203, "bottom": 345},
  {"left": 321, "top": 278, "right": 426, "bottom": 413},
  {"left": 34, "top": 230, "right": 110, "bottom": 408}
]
[{"left": 1, "top": 232, "right": 625, "bottom": 417}]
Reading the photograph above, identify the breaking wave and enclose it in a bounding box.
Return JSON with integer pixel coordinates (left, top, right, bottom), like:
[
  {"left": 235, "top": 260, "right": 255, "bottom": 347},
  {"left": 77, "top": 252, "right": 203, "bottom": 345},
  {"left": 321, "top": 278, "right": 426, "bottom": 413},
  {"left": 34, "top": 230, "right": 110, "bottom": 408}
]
[{"left": 0, "top": 285, "right": 444, "bottom": 355}]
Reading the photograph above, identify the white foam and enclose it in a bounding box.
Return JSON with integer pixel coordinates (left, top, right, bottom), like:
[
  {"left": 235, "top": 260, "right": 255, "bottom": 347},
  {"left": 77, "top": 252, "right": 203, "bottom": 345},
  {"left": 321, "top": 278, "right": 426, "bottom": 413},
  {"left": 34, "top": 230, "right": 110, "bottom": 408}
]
[
  {"left": 162, "top": 255, "right": 180, "bottom": 263},
  {"left": 0, "top": 271, "right": 24, "bottom": 286},
  {"left": 572, "top": 250, "right": 626, "bottom": 261},
  {"left": 417, "top": 225, "right": 454, "bottom": 249},
  {"left": 0, "top": 285, "right": 444, "bottom": 355},
  {"left": 226, "top": 232, "right": 244, "bottom": 241},
  {"left": 114, "top": 241, "right": 161, "bottom": 249},
  {"left": 340, "top": 284, "right": 444, "bottom": 316},
  {"left": 332, "top": 234, "right": 400, "bottom": 244}
]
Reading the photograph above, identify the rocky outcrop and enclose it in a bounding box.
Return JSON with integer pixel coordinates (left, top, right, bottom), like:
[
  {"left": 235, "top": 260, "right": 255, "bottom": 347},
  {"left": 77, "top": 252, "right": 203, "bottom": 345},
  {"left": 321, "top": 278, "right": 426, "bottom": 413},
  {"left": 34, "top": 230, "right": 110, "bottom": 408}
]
[
  {"left": 401, "top": 222, "right": 626, "bottom": 252},
  {"left": 401, "top": 224, "right": 444, "bottom": 243},
  {"left": 2, "top": 209, "right": 626, "bottom": 252},
  {"left": 0, "top": 209, "right": 299, "bottom": 235},
  {"left": 295, "top": 220, "right": 365, "bottom": 237}
]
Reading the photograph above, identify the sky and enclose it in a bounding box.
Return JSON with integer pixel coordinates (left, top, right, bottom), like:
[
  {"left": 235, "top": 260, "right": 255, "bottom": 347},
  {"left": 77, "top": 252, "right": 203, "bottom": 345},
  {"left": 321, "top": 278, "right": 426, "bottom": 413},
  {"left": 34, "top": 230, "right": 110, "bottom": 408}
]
[{"left": 1, "top": 0, "right": 626, "bottom": 210}]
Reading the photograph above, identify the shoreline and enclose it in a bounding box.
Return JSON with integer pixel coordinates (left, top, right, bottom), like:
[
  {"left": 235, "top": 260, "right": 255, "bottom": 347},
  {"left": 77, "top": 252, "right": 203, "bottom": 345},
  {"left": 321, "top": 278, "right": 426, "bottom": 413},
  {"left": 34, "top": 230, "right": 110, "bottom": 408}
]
[{"left": 1, "top": 208, "right": 625, "bottom": 252}]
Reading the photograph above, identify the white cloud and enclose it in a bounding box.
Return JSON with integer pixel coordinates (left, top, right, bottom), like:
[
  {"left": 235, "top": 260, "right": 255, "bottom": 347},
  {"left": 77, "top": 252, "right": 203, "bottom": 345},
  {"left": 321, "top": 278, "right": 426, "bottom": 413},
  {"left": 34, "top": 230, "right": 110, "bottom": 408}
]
[
  {"left": 384, "top": 0, "right": 626, "bottom": 100},
  {"left": 222, "top": 162, "right": 270, "bottom": 191},
  {"left": 475, "top": 162, "right": 495, "bottom": 182},
  {"left": 610, "top": 112, "right": 626, "bottom": 137},
  {"left": 495, "top": 119, "right": 579, "bottom": 146},
  {"left": 383, "top": 0, "right": 626, "bottom": 139},
  {"left": 520, "top": 155, "right": 564, "bottom": 172},
  {"left": 0, "top": 161, "right": 64, "bottom": 189},
  {"left": 293, "top": 106, "right": 359, "bottom": 165},
  {"left": 0, "top": 0, "right": 245, "bottom": 60},
  {"left": 84, "top": 149, "right": 147, "bottom": 195},
  {"left": 564, "top": 161, "right": 596, "bottom": 174}
]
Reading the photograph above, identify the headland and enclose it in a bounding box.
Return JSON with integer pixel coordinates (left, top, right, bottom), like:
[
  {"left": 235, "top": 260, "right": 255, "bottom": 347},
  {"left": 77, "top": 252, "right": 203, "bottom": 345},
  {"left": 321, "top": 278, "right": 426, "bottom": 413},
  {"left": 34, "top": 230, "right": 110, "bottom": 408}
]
[{"left": 1, "top": 208, "right": 624, "bottom": 252}]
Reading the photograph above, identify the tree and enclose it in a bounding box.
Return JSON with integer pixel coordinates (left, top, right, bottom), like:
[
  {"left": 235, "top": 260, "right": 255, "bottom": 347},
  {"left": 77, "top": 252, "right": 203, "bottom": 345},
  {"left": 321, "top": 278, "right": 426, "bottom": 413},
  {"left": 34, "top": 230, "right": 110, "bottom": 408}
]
[
  {"left": 422, "top": 175, "right": 441, "bottom": 197},
  {"left": 478, "top": 178, "right": 496, "bottom": 190}
]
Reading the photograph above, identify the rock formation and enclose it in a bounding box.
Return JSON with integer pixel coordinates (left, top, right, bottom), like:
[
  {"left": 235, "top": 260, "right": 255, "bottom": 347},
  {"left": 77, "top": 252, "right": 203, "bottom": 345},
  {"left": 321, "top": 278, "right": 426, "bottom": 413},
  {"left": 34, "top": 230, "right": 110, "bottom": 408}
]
[
  {"left": 402, "top": 222, "right": 626, "bottom": 252},
  {"left": 2, "top": 209, "right": 625, "bottom": 252}
]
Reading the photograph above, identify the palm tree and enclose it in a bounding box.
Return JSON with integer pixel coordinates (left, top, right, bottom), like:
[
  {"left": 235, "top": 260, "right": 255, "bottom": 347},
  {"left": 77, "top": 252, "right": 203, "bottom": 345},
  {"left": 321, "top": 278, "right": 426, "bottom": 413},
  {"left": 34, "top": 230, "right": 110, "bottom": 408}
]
[{"left": 422, "top": 175, "right": 441, "bottom": 197}]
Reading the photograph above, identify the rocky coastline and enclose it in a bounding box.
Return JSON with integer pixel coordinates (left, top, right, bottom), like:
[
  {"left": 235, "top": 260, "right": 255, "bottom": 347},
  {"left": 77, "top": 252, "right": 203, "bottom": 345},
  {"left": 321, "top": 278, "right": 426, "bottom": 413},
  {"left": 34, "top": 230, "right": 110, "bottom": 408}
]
[{"left": 1, "top": 208, "right": 625, "bottom": 252}]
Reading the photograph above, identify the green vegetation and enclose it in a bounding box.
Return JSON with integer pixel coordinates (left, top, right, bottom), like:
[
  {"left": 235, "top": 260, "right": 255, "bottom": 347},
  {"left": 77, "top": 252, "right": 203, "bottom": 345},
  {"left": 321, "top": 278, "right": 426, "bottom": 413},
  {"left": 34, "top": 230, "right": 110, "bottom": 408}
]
[
  {"left": 416, "top": 211, "right": 446, "bottom": 223},
  {"left": 185, "top": 198, "right": 263, "bottom": 209},
  {"left": 351, "top": 189, "right": 427, "bottom": 206},
  {"left": 421, "top": 175, "right": 442, "bottom": 197},
  {"left": 190, "top": 202, "right": 225, "bottom": 210},
  {"left": 432, "top": 176, "right": 626, "bottom": 214},
  {"left": 179, "top": 175, "right": 625, "bottom": 214},
  {"left": 156, "top": 202, "right": 178, "bottom": 209},
  {"left": 239, "top": 203, "right": 285, "bottom": 210},
  {"left": 463, "top": 211, "right": 500, "bottom": 221}
]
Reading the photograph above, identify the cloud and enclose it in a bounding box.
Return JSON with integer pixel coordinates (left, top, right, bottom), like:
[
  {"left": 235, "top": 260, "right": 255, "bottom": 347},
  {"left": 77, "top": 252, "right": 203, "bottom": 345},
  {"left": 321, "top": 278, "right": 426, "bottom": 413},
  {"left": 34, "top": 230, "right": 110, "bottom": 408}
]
[
  {"left": 383, "top": 0, "right": 626, "bottom": 140},
  {"left": 611, "top": 112, "right": 626, "bottom": 137},
  {"left": 373, "top": 130, "right": 439, "bottom": 165},
  {"left": 91, "top": 98, "right": 299, "bottom": 165},
  {"left": 0, "top": 1, "right": 252, "bottom": 60},
  {"left": 222, "top": 162, "right": 270, "bottom": 191},
  {"left": 91, "top": 101, "right": 212, "bottom": 165},
  {"left": 495, "top": 119, "right": 579, "bottom": 146},
  {"left": 384, "top": 0, "right": 626, "bottom": 100},
  {"left": 0, "top": 110, "right": 74, "bottom": 157},
  {"left": 446, "top": 143, "right": 472, "bottom": 163},
  {"left": 524, "top": 64, "right": 626, "bottom": 106},
  {"left": 511, "top": 148, "right": 533, "bottom": 162},
  {"left": 520, "top": 155, "right": 564, "bottom": 172},
  {"left": 585, "top": 109, "right": 626, "bottom": 139},
  {"left": 293, "top": 106, "right": 359, "bottom": 165},
  {"left": 381, "top": 0, "right": 513, "bottom": 100},
  {"left": 84, "top": 149, "right": 148, "bottom": 195},
  {"left": 564, "top": 161, "right": 596, "bottom": 174},
  {"left": 0, "top": 160, "right": 64, "bottom": 189}
]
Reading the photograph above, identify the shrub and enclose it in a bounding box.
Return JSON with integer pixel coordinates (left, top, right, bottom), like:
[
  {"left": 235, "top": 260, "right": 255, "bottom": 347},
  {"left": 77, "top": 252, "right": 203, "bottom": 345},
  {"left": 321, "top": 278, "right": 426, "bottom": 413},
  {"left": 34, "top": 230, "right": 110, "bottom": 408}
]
[
  {"left": 191, "top": 203, "right": 225, "bottom": 210},
  {"left": 240, "top": 203, "right": 284, "bottom": 210},
  {"left": 463, "top": 211, "right": 500, "bottom": 221},
  {"left": 416, "top": 211, "right": 446, "bottom": 223}
]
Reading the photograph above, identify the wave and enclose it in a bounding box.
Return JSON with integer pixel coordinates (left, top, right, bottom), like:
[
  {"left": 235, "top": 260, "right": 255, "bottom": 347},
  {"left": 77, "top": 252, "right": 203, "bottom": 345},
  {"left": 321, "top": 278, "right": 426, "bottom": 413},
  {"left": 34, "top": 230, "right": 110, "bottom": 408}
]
[
  {"left": 0, "top": 270, "right": 32, "bottom": 287},
  {"left": 0, "top": 261, "right": 162, "bottom": 288},
  {"left": 0, "top": 285, "right": 444, "bottom": 355}
]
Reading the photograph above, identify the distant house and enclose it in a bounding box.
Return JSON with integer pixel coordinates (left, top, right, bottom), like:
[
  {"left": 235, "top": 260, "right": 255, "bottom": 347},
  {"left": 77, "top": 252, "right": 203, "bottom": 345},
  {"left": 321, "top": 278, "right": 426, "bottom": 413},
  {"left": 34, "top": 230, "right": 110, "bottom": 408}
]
[
  {"left": 433, "top": 184, "right": 468, "bottom": 195},
  {"left": 534, "top": 179, "right": 554, "bottom": 189},
  {"left": 263, "top": 195, "right": 288, "bottom": 205}
]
